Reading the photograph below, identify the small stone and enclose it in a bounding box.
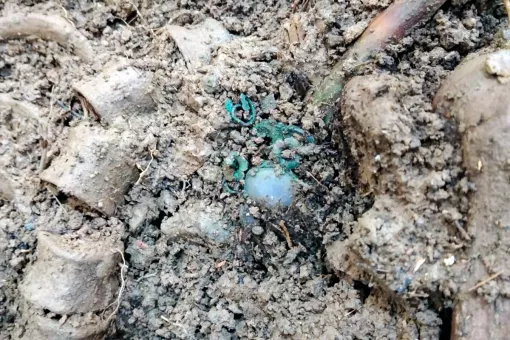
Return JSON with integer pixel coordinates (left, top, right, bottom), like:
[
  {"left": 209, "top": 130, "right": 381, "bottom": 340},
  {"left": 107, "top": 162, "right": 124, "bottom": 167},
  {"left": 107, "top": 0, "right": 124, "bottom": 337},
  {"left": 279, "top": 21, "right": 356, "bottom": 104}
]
[
  {"left": 326, "top": 33, "right": 343, "bottom": 47},
  {"left": 299, "top": 264, "right": 311, "bottom": 282},
  {"left": 158, "top": 190, "right": 178, "bottom": 214},
  {"left": 260, "top": 93, "right": 277, "bottom": 113},
  {"left": 24, "top": 223, "right": 35, "bottom": 231},
  {"left": 202, "top": 73, "right": 221, "bottom": 94},
  {"left": 10, "top": 256, "right": 24, "bottom": 269},
  {"left": 443, "top": 255, "right": 455, "bottom": 266},
  {"left": 252, "top": 226, "right": 264, "bottom": 235},
  {"left": 486, "top": 50, "right": 510, "bottom": 79},
  {"left": 244, "top": 167, "right": 295, "bottom": 208},
  {"left": 279, "top": 83, "right": 294, "bottom": 102},
  {"left": 121, "top": 28, "right": 132, "bottom": 42},
  {"left": 167, "top": 18, "right": 232, "bottom": 71},
  {"left": 161, "top": 199, "right": 233, "bottom": 244},
  {"left": 129, "top": 203, "right": 149, "bottom": 233},
  {"left": 198, "top": 165, "right": 222, "bottom": 183},
  {"left": 462, "top": 18, "right": 477, "bottom": 29}
]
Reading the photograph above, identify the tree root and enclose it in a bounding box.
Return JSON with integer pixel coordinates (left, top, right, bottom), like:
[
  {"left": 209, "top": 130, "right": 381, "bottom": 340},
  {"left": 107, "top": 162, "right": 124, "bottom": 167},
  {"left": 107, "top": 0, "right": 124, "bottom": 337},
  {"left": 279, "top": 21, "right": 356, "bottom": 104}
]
[
  {"left": 313, "top": 0, "right": 447, "bottom": 119},
  {"left": 0, "top": 13, "right": 94, "bottom": 62}
]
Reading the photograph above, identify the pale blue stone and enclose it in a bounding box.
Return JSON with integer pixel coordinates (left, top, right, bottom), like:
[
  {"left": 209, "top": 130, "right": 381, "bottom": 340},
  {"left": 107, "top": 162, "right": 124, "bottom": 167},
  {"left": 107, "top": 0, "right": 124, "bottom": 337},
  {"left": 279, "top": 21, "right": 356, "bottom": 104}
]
[{"left": 244, "top": 167, "right": 294, "bottom": 207}]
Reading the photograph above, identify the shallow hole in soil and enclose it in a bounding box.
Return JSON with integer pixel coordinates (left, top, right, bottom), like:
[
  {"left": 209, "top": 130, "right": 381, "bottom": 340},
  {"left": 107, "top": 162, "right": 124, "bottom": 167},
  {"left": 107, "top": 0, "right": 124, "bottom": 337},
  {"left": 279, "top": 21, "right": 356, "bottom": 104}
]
[
  {"left": 353, "top": 280, "right": 372, "bottom": 304},
  {"left": 439, "top": 307, "right": 453, "bottom": 340}
]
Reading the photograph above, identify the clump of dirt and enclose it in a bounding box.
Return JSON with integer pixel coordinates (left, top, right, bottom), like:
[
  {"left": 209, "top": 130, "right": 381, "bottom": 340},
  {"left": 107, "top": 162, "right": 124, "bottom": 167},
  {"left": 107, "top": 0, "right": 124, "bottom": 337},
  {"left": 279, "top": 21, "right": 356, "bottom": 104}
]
[{"left": 1, "top": 0, "right": 509, "bottom": 339}]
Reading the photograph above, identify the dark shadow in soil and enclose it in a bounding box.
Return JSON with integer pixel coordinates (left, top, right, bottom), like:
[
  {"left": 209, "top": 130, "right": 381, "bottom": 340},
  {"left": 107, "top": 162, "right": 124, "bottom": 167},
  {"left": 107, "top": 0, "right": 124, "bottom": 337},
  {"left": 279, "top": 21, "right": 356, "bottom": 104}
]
[{"left": 439, "top": 307, "right": 453, "bottom": 340}]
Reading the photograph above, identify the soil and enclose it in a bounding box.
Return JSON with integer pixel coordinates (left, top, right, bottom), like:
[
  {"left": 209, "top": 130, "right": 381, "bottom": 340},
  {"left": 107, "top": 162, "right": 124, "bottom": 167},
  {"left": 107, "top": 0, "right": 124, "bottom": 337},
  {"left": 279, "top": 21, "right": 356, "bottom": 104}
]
[{"left": 0, "top": 0, "right": 509, "bottom": 339}]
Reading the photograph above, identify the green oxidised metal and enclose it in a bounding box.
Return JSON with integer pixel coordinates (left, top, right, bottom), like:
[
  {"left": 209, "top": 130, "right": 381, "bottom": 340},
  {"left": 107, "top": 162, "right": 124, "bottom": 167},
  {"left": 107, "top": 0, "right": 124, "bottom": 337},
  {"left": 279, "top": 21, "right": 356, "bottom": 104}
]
[
  {"left": 225, "top": 93, "right": 256, "bottom": 126},
  {"left": 222, "top": 152, "right": 249, "bottom": 193}
]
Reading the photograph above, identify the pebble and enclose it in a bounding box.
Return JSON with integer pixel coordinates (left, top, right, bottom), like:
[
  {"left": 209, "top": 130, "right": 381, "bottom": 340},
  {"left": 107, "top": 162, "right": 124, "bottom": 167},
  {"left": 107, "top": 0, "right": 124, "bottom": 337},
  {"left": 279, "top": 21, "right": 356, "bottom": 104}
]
[
  {"left": 244, "top": 167, "right": 295, "bottom": 207},
  {"left": 202, "top": 73, "right": 220, "bottom": 94},
  {"left": 121, "top": 28, "right": 132, "bottom": 42},
  {"left": 260, "top": 93, "right": 277, "bottom": 113},
  {"left": 463, "top": 18, "right": 477, "bottom": 29},
  {"left": 279, "top": 83, "right": 294, "bottom": 102},
  {"left": 24, "top": 222, "right": 35, "bottom": 231},
  {"left": 252, "top": 226, "right": 264, "bottom": 235}
]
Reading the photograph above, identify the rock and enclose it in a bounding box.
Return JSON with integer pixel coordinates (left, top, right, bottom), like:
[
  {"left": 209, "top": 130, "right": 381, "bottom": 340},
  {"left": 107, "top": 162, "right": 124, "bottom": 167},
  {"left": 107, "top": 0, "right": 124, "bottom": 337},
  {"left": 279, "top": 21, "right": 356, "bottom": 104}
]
[
  {"left": 157, "top": 190, "right": 178, "bottom": 214},
  {"left": 244, "top": 167, "right": 296, "bottom": 208},
  {"left": 161, "top": 199, "right": 232, "bottom": 245},
  {"left": 0, "top": 171, "right": 15, "bottom": 201},
  {"left": 202, "top": 72, "right": 221, "bottom": 94},
  {"left": 169, "top": 138, "right": 213, "bottom": 178},
  {"left": 126, "top": 241, "right": 156, "bottom": 270},
  {"left": 129, "top": 198, "right": 158, "bottom": 233},
  {"left": 279, "top": 83, "right": 294, "bottom": 102},
  {"left": 252, "top": 226, "right": 264, "bottom": 235},
  {"left": 260, "top": 93, "right": 277, "bottom": 113},
  {"left": 22, "top": 312, "right": 109, "bottom": 340},
  {"left": 198, "top": 165, "right": 222, "bottom": 183},
  {"left": 120, "top": 28, "right": 132, "bottom": 42},
  {"left": 129, "top": 204, "right": 148, "bottom": 233},
  {"left": 167, "top": 18, "right": 232, "bottom": 71}
]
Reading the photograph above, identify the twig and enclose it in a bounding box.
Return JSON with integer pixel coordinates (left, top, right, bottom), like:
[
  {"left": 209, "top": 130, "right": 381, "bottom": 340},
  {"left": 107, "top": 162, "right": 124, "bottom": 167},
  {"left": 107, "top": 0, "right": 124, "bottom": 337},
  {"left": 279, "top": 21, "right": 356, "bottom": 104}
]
[
  {"left": 306, "top": 171, "right": 329, "bottom": 191},
  {"left": 279, "top": 220, "right": 293, "bottom": 248},
  {"left": 128, "top": 1, "right": 155, "bottom": 37},
  {"left": 59, "top": 5, "right": 76, "bottom": 28},
  {"left": 104, "top": 249, "right": 128, "bottom": 323},
  {"left": 135, "top": 149, "right": 155, "bottom": 185},
  {"left": 455, "top": 221, "right": 472, "bottom": 241},
  {"left": 46, "top": 185, "right": 67, "bottom": 214},
  {"left": 505, "top": 0, "right": 510, "bottom": 26},
  {"left": 39, "top": 87, "right": 54, "bottom": 174},
  {"left": 136, "top": 272, "right": 157, "bottom": 282},
  {"left": 291, "top": 0, "right": 300, "bottom": 13},
  {"left": 467, "top": 271, "right": 504, "bottom": 292}
]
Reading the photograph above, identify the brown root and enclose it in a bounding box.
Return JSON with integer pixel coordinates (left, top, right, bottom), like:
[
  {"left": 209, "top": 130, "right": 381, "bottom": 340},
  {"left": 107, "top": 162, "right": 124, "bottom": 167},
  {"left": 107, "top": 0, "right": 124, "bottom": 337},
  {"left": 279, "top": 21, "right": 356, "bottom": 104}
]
[
  {"left": 40, "top": 122, "right": 139, "bottom": 215},
  {"left": 0, "top": 13, "right": 94, "bottom": 62},
  {"left": 22, "top": 310, "right": 109, "bottom": 340},
  {"left": 0, "top": 93, "right": 43, "bottom": 124},
  {"left": 434, "top": 50, "right": 510, "bottom": 340},
  {"left": 313, "top": 0, "right": 446, "bottom": 118},
  {"left": 73, "top": 64, "right": 155, "bottom": 124},
  {"left": 20, "top": 232, "right": 123, "bottom": 314},
  {"left": 0, "top": 172, "right": 16, "bottom": 201},
  {"left": 0, "top": 94, "right": 43, "bottom": 201}
]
